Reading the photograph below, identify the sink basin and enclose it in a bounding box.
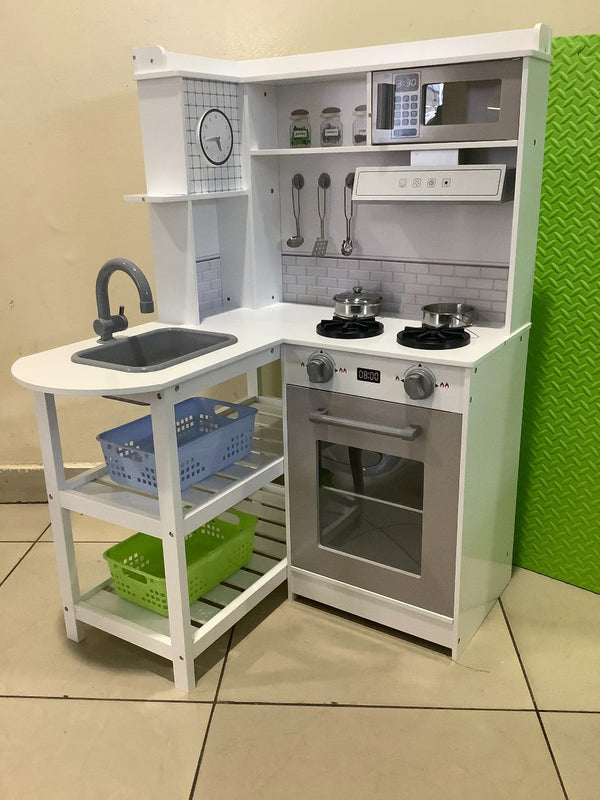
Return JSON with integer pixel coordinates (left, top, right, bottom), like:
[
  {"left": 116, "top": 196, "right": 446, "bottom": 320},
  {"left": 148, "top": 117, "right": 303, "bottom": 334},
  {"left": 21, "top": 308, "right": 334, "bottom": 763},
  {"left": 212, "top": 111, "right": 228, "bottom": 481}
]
[{"left": 72, "top": 328, "right": 238, "bottom": 372}]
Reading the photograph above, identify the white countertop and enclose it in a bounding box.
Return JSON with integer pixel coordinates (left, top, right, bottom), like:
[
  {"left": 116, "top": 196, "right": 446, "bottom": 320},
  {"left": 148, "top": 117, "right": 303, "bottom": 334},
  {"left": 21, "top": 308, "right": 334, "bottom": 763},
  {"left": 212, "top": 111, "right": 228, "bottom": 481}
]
[{"left": 11, "top": 303, "right": 526, "bottom": 396}]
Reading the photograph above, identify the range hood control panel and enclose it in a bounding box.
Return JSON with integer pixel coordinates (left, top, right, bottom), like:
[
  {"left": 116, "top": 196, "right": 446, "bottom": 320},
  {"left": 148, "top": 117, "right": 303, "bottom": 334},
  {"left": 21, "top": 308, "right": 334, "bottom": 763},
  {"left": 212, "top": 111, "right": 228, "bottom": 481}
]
[{"left": 353, "top": 165, "right": 513, "bottom": 202}]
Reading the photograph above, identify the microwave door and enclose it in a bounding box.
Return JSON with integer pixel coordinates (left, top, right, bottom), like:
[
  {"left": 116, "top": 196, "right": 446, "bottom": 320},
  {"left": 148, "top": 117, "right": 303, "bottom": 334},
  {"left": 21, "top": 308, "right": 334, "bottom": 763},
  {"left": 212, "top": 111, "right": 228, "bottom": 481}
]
[{"left": 376, "top": 83, "right": 394, "bottom": 130}]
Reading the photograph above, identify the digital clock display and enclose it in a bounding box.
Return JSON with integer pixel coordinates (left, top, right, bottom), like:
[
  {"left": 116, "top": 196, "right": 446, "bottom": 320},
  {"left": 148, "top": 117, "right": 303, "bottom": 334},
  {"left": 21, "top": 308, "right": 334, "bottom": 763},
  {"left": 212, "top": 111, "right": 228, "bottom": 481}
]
[
  {"left": 357, "top": 367, "right": 381, "bottom": 384},
  {"left": 395, "top": 72, "right": 419, "bottom": 91}
]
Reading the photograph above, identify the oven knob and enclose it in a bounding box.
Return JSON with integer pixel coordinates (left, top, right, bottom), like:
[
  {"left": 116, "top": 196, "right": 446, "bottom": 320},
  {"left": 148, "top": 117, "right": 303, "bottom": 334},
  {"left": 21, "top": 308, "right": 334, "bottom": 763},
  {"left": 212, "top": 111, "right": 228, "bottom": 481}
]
[
  {"left": 403, "top": 367, "right": 435, "bottom": 400},
  {"left": 306, "top": 353, "right": 334, "bottom": 383}
]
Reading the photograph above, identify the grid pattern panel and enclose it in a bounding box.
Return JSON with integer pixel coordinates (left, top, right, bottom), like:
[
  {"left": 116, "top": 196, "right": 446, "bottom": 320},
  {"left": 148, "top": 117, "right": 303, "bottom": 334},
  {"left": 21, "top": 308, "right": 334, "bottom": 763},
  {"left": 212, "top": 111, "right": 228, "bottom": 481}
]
[
  {"left": 281, "top": 254, "right": 507, "bottom": 324},
  {"left": 184, "top": 78, "right": 243, "bottom": 194}
]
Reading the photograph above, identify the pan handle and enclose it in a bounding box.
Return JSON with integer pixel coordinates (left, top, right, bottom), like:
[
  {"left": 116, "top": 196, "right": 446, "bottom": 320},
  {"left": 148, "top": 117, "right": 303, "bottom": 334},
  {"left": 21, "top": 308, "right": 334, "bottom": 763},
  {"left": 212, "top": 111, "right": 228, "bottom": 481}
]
[{"left": 309, "top": 408, "right": 421, "bottom": 441}]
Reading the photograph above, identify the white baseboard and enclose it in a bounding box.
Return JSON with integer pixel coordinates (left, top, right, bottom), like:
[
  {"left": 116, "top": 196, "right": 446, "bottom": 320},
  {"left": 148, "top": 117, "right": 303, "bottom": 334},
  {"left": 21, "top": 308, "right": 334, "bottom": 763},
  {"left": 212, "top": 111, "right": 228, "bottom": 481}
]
[{"left": 0, "top": 465, "right": 96, "bottom": 503}]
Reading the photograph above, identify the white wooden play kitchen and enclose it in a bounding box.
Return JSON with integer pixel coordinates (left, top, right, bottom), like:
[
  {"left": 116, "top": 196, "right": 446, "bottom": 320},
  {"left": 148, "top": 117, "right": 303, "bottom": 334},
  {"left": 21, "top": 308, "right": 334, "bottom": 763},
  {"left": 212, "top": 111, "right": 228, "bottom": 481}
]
[{"left": 12, "top": 25, "right": 551, "bottom": 692}]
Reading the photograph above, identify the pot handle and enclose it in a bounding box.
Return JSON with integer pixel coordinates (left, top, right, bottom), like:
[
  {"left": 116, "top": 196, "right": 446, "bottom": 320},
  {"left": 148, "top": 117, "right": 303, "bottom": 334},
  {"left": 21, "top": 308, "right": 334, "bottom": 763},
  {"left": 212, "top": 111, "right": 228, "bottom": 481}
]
[{"left": 309, "top": 408, "right": 421, "bottom": 441}]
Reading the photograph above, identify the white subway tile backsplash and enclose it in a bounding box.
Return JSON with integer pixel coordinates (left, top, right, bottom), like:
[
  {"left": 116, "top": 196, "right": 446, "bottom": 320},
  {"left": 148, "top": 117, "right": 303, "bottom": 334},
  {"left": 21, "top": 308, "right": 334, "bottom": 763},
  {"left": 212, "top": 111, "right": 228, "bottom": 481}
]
[
  {"left": 455, "top": 266, "right": 481, "bottom": 278},
  {"left": 455, "top": 288, "right": 481, "bottom": 300},
  {"left": 485, "top": 268, "right": 510, "bottom": 280},
  {"left": 317, "top": 277, "right": 339, "bottom": 287},
  {"left": 281, "top": 255, "right": 507, "bottom": 324},
  {"left": 419, "top": 274, "right": 442, "bottom": 286},
  {"left": 429, "top": 264, "right": 455, "bottom": 276},
  {"left": 468, "top": 278, "right": 494, "bottom": 290},
  {"left": 479, "top": 290, "right": 507, "bottom": 302},
  {"left": 197, "top": 256, "right": 223, "bottom": 316}
]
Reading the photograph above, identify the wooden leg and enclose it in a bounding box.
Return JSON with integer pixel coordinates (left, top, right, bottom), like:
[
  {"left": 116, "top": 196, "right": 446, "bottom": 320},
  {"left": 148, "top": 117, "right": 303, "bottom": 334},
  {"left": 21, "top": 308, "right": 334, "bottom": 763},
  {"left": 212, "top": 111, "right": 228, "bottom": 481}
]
[
  {"left": 151, "top": 390, "right": 195, "bottom": 692},
  {"left": 34, "top": 392, "right": 85, "bottom": 642}
]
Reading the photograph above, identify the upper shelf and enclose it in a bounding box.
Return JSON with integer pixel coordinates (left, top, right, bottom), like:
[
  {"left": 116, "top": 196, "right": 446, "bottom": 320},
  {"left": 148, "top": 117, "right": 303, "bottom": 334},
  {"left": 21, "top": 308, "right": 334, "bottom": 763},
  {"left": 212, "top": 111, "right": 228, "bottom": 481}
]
[
  {"left": 132, "top": 25, "right": 552, "bottom": 82},
  {"left": 124, "top": 190, "right": 248, "bottom": 203},
  {"left": 250, "top": 141, "right": 519, "bottom": 156}
]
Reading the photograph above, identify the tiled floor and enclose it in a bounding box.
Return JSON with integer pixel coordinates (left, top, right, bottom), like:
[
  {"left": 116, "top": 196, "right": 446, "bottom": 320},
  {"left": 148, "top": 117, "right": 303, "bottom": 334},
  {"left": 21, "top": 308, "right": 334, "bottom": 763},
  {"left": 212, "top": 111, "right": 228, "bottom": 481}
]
[{"left": 1, "top": 504, "right": 599, "bottom": 799}]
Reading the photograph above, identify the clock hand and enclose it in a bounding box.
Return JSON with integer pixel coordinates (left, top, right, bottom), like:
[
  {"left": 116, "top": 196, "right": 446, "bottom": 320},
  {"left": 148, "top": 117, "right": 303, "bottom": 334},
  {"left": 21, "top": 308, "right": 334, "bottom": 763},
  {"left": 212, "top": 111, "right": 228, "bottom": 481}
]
[{"left": 206, "top": 135, "right": 223, "bottom": 151}]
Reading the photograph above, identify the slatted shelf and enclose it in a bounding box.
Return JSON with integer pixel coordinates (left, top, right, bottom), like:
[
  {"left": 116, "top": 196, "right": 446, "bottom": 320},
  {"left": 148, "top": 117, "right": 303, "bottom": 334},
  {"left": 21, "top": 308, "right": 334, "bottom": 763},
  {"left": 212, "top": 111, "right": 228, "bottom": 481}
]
[
  {"left": 75, "top": 480, "right": 288, "bottom": 659},
  {"left": 59, "top": 397, "right": 284, "bottom": 538}
]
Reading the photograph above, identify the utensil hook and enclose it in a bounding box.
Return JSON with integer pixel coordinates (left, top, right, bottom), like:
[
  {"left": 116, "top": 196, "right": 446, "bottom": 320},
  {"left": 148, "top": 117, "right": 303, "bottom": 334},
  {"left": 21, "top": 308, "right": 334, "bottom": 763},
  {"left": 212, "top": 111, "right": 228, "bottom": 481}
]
[
  {"left": 343, "top": 173, "right": 354, "bottom": 229},
  {"left": 317, "top": 173, "right": 330, "bottom": 236},
  {"left": 291, "top": 174, "right": 304, "bottom": 236}
]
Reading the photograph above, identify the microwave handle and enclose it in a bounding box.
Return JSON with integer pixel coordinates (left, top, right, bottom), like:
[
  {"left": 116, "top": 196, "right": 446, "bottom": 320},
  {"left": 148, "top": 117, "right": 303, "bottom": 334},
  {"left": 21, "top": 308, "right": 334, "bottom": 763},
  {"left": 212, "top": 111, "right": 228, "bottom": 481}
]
[
  {"left": 375, "top": 83, "right": 394, "bottom": 130},
  {"left": 309, "top": 408, "right": 421, "bottom": 441}
]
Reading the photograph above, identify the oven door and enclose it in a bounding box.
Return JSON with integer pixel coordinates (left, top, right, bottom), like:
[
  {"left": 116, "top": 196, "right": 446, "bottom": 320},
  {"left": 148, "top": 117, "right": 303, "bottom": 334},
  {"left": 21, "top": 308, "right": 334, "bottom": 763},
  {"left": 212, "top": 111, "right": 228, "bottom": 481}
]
[{"left": 286, "top": 385, "right": 462, "bottom": 617}]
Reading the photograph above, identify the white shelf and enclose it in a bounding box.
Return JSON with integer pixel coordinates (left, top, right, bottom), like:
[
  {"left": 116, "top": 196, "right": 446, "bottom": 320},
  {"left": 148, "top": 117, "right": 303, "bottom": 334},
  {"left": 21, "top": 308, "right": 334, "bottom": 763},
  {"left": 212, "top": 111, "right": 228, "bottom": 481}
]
[
  {"left": 123, "top": 189, "right": 248, "bottom": 203},
  {"left": 59, "top": 398, "right": 284, "bottom": 539},
  {"left": 250, "top": 140, "right": 518, "bottom": 156},
  {"left": 76, "top": 483, "right": 288, "bottom": 660}
]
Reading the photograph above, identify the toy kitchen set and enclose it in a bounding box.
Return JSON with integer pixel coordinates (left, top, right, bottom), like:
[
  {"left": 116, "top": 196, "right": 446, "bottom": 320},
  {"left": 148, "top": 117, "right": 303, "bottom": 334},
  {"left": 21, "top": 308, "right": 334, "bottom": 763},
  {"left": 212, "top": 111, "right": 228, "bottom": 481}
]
[{"left": 12, "top": 25, "right": 551, "bottom": 691}]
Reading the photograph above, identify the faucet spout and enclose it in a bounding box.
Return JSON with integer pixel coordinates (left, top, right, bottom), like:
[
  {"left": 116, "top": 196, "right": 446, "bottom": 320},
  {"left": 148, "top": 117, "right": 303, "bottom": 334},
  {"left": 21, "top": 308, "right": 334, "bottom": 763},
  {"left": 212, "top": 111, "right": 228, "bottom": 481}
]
[{"left": 93, "top": 258, "right": 155, "bottom": 341}]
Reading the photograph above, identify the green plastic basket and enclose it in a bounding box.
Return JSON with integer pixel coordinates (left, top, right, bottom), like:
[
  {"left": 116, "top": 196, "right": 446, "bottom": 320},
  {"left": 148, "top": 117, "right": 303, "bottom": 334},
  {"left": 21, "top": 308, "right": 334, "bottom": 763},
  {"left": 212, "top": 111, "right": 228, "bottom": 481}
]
[{"left": 103, "top": 509, "right": 257, "bottom": 616}]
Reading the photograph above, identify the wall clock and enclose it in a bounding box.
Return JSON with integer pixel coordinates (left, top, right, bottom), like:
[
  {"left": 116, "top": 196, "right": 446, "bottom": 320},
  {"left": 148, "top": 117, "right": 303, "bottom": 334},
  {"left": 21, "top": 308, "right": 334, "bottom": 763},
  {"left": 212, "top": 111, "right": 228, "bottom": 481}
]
[{"left": 196, "top": 107, "right": 234, "bottom": 166}]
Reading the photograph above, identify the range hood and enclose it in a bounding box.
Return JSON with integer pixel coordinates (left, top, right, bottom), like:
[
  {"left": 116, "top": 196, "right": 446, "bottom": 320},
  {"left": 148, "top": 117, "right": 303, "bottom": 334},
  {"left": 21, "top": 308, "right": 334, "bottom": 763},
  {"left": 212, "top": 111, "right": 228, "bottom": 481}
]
[{"left": 352, "top": 165, "right": 514, "bottom": 202}]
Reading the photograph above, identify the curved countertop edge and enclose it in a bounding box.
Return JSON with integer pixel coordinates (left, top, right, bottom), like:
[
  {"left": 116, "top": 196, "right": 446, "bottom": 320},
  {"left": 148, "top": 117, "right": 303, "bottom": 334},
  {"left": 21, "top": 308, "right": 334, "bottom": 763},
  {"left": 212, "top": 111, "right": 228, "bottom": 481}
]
[{"left": 11, "top": 304, "right": 530, "bottom": 396}]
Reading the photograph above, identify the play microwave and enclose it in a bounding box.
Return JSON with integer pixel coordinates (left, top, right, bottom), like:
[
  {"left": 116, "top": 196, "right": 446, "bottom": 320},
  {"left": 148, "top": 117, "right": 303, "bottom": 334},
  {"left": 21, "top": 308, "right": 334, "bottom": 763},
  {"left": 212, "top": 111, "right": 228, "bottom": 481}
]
[{"left": 371, "top": 58, "right": 522, "bottom": 144}]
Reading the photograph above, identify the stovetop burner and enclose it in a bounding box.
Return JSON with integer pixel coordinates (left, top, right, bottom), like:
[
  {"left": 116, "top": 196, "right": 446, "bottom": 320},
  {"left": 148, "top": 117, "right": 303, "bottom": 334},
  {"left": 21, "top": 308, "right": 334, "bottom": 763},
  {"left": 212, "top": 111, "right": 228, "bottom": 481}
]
[
  {"left": 397, "top": 325, "right": 471, "bottom": 350},
  {"left": 317, "top": 316, "right": 384, "bottom": 339}
]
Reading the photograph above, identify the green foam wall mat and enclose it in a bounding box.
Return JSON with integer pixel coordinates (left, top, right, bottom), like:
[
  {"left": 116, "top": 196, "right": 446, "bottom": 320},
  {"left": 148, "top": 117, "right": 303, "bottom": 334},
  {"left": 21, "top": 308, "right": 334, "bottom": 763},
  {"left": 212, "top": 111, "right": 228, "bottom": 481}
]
[{"left": 514, "top": 35, "right": 600, "bottom": 592}]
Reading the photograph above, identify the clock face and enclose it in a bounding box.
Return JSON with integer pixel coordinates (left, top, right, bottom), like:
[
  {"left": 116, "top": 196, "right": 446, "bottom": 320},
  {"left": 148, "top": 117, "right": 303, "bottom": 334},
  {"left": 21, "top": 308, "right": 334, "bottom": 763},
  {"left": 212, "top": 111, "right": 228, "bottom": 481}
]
[{"left": 196, "top": 108, "right": 234, "bottom": 166}]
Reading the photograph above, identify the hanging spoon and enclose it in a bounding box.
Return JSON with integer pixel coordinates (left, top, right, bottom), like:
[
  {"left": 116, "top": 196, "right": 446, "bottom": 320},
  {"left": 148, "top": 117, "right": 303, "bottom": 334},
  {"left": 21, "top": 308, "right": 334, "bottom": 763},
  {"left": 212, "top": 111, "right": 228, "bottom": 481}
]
[
  {"left": 286, "top": 173, "right": 305, "bottom": 248},
  {"left": 341, "top": 172, "right": 355, "bottom": 257}
]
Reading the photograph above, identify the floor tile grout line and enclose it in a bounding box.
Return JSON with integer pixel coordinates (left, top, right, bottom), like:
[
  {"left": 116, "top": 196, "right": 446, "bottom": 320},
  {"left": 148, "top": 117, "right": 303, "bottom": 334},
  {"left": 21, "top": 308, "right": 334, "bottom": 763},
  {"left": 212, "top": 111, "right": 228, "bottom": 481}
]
[
  {"left": 0, "top": 523, "right": 51, "bottom": 589},
  {"left": 214, "top": 701, "right": 540, "bottom": 711},
  {"left": 499, "top": 598, "right": 569, "bottom": 800},
  {"left": 0, "top": 694, "right": 213, "bottom": 704},
  {"left": 188, "top": 626, "right": 235, "bottom": 800}
]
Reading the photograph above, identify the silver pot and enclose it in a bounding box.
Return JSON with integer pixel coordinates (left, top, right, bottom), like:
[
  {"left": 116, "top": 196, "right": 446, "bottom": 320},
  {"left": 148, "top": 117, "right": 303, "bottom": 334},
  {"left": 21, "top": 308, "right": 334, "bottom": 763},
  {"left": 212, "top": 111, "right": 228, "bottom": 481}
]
[
  {"left": 333, "top": 286, "right": 382, "bottom": 319},
  {"left": 422, "top": 302, "right": 476, "bottom": 329}
]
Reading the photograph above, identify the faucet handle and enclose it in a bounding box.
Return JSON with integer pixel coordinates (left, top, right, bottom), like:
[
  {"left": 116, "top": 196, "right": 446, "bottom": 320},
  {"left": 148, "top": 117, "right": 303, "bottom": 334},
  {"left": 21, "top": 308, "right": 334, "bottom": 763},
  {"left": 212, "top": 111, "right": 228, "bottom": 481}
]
[{"left": 93, "top": 308, "right": 128, "bottom": 342}]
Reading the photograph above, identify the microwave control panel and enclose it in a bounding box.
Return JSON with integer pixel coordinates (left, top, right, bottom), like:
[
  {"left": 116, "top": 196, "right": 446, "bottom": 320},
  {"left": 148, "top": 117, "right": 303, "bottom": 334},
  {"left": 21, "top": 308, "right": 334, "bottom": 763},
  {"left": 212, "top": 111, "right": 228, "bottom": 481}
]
[{"left": 373, "top": 70, "right": 422, "bottom": 141}]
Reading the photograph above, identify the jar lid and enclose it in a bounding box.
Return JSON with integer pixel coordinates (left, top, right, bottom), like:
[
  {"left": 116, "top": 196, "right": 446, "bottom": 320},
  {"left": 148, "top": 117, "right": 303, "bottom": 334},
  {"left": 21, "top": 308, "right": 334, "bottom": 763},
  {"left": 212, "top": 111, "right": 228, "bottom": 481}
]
[
  {"left": 353, "top": 104, "right": 367, "bottom": 114},
  {"left": 321, "top": 106, "right": 341, "bottom": 116},
  {"left": 290, "top": 108, "right": 309, "bottom": 118},
  {"left": 333, "top": 285, "right": 382, "bottom": 304}
]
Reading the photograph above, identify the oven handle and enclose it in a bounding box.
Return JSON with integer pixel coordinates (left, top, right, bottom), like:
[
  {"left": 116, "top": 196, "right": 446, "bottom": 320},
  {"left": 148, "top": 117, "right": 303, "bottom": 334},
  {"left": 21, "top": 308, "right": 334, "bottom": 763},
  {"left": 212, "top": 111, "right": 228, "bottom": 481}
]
[{"left": 308, "top": 408, "right": 422, "bottom": 441}]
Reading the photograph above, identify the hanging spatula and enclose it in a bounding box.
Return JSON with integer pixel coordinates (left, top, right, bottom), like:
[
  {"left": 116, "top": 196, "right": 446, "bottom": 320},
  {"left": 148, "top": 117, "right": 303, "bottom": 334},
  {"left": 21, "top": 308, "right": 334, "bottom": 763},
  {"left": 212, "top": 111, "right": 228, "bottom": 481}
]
[{"left": 312, "top": 172, "right": 331, "bottom": 257}]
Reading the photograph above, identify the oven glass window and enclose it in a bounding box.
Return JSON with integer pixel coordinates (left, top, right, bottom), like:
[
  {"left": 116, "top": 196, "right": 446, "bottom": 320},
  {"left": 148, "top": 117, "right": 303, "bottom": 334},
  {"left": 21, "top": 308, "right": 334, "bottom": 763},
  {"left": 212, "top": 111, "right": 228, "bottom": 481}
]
[
  {"left": 424, "top": 79, "right": 501, "bottom": 126},
  {"left": 318, "top": 443, "right": 424, "bottom": 575}
]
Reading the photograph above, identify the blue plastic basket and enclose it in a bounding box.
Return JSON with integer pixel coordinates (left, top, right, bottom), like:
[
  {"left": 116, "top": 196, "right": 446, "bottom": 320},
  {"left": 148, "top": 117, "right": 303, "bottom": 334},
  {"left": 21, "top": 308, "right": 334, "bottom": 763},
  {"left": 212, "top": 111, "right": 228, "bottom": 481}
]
[{"left": 97, "top": 397, "right": 257, "bottom": 494}]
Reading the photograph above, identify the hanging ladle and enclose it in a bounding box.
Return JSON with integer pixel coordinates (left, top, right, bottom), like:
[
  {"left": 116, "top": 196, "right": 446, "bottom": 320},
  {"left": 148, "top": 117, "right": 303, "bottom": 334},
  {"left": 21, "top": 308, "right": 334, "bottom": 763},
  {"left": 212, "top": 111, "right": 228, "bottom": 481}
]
[
  {"left": 341, "top": 172, "right": 355, "bottom": 257},
  {"left": 286, "top": 173, "right": 305, "bottom": 248}
]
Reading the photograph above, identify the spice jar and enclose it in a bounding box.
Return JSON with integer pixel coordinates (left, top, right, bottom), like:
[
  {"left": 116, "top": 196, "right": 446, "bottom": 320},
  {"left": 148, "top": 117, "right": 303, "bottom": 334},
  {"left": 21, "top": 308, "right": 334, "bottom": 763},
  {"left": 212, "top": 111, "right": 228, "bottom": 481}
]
[
  {"left": 352, "top": 104, "right": 368, "bottom": 145},
  {"left": 320, "top": 107, "right": 343, "bottom": 147},
  {"left": 289, "top": 109, "right": 311, "bottom": 148}
]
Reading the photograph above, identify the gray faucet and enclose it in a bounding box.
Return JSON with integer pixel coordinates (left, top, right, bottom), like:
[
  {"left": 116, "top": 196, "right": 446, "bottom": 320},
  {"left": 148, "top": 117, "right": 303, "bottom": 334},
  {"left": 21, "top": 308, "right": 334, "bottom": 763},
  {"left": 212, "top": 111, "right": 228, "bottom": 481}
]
[{"left": 93, "top": 258, "right": 155, "bottom": 341}]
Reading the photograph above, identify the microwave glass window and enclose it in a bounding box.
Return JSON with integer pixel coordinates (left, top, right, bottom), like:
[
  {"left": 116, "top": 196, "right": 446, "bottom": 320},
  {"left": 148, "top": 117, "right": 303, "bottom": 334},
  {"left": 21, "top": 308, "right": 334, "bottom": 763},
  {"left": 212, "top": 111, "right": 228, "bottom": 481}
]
[
  {"left": 317, "top": 442, "right": 424, "bottom": 575},
  {"left": 424, "top": 79, "right": 502, "bottom": 126}
]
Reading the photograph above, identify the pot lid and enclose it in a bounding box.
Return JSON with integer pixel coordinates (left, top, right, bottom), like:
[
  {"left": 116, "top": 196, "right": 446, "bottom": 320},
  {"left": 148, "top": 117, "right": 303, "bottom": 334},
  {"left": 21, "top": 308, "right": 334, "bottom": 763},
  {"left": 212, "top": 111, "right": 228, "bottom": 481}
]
[{"left": 333, "top": 285, "right": 382, "bottom": 304}]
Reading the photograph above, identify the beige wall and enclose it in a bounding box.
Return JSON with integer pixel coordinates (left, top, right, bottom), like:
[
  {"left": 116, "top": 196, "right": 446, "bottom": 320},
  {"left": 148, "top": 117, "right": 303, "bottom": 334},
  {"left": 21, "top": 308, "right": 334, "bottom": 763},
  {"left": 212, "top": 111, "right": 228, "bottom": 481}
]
[{"left": 1, "top": 1, "right": 598, "bottom": 472}]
